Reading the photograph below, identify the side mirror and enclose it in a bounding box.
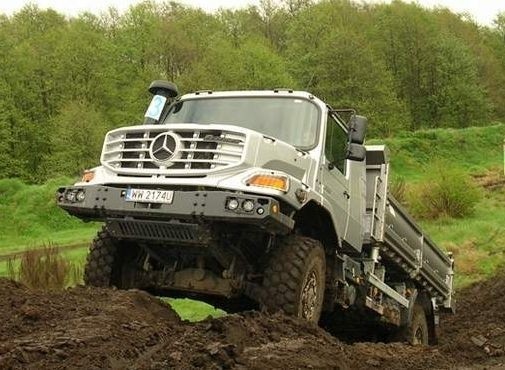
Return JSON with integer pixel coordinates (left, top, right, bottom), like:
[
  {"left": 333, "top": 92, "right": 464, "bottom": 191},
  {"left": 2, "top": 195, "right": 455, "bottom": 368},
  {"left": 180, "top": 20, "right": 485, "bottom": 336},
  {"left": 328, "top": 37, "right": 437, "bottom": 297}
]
[
  {"left": 144, "top": 81, "right": 179, "bottom": 124},
  {"left": 346, "top": 143, "right": 366, "bottom": 162},
  {"left": 349, "top": 115, "right": 367, "bottom": 145}
]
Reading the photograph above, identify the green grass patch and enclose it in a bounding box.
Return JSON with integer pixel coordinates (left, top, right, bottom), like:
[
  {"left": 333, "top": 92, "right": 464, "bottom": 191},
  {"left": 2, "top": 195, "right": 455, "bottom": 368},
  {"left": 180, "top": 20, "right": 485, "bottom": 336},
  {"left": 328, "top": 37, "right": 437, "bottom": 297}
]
[
  {"left": 0, "top": 177, "right": 100, "bottom": 253},
  {"left": 370, "top": 123, "right": 505, "bottom": 181},
  {"left": 162, "top": 297, "right": 226, "bottom": 322}
]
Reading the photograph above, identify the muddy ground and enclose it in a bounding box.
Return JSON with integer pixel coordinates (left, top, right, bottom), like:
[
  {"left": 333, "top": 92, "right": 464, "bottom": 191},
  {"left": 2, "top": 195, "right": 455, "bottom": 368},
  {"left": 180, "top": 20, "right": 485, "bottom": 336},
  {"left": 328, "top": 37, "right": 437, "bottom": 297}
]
[{"left": 1, "top": 275, "right": 504, "bottom": 370}]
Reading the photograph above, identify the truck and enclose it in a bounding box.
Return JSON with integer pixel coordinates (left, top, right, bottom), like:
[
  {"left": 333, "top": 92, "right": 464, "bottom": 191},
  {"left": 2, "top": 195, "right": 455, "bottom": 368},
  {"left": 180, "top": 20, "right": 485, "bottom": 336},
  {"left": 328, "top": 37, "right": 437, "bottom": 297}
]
[{"left": 57, "top": 81, "right": 454, "bottom": 345}]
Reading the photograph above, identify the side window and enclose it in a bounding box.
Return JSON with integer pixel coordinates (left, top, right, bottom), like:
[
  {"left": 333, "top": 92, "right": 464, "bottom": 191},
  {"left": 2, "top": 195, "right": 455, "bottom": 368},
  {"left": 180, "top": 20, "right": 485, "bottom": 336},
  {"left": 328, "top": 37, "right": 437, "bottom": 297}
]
[{"left": 325, "top": 113, "right": 348, "bottom": 173}]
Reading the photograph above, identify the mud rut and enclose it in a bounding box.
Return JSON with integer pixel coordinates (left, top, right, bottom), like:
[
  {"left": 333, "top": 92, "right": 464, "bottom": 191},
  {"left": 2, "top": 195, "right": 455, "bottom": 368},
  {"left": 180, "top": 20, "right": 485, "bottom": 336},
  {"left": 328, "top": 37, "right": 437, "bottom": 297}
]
[{"left": 1, "top": 274, "right": 504, "bottom": 370}]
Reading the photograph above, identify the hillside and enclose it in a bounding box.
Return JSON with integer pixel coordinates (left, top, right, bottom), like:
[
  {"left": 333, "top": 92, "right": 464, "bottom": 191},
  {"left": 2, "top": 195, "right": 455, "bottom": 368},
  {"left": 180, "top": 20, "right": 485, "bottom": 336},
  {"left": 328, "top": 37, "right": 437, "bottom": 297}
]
[{"left": 376, "top": 124, "right": 505, "bottom": 286}]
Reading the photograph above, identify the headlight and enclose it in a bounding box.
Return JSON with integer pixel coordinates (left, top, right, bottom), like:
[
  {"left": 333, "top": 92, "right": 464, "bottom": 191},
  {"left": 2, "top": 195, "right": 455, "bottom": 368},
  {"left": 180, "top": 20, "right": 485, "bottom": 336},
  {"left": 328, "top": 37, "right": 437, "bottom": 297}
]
[{"left": 246, "top": 174, "right": 289, "bottom": 192}]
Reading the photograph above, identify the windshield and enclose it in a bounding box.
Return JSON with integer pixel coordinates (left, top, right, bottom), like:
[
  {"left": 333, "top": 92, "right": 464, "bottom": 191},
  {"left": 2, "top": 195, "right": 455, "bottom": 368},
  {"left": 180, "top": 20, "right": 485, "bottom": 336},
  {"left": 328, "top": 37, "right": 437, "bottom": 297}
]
[{"left": 163, "top": 97, "right": 320, "bottom": 148}]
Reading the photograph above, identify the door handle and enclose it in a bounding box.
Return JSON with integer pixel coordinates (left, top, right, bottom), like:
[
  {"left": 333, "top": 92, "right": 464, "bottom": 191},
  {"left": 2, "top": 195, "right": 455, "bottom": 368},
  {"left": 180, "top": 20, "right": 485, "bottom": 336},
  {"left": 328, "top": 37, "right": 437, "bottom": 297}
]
[{"left": 343, "top": 191, "right": 350, "bottom": 199}]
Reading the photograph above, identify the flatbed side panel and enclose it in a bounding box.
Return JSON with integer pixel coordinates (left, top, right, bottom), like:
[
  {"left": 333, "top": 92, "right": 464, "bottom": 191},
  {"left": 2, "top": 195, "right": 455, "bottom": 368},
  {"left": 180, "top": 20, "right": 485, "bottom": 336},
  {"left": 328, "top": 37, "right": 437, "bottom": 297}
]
[{"left": 383, "top": 196, "right": 453, "bottom": 304}]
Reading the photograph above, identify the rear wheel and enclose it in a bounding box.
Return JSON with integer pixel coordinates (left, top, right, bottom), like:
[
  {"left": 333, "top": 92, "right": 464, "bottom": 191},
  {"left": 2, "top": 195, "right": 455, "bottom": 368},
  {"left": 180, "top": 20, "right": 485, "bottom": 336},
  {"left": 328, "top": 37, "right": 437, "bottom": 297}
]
[{"left": 261, "top": 235, "right": 326, "bottom": 322}]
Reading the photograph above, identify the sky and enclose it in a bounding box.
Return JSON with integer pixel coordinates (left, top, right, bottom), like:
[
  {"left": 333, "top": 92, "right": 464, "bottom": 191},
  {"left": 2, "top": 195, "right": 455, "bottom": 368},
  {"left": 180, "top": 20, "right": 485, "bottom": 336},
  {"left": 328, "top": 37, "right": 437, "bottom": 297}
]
[{"left": 0, "top": 0, "right": 503, "bottom": 26}]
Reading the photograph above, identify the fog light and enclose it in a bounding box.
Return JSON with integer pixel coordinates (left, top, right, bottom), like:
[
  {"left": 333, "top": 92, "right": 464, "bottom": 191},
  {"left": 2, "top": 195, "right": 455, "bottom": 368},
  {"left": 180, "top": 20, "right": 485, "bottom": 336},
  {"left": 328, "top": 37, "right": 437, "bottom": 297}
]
[
  {"left": 65, "top": 191, "right": 76, "bottom": 202},
  {"left": 242, "top": 200, "right": 255, "bottom": 212},
  {"left": 76, "top": 191, "right": 86, "bottom": 202},
  {"left": 257, "top": 207, "right": 265, "bottom": 215},
  {"left": 227, "top": 198, "right": 239, "bottom": 210}
]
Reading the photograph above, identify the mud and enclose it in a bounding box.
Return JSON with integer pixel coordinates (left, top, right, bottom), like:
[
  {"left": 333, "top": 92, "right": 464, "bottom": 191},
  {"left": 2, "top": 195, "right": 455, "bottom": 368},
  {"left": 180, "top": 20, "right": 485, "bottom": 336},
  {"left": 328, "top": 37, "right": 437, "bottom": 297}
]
[{"left": 1, "top": 274, "right": 505, "bottom": 369}]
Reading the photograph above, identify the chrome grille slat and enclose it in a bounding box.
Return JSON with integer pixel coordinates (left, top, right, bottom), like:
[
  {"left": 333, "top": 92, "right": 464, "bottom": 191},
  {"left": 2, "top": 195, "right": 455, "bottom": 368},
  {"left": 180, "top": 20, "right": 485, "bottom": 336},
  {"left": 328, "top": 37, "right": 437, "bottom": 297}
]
[
  {"left": 179, "top": 138, "right": 245, "bottom": 144},
  {"left": 106, "top": 138, "right": 154, "bottom": 145},
  {"left": 110, "top": 158, "right": 236, "bottom": 165},
  {"left": 104, "top": 149, "right": 150, "bottom": 154}
]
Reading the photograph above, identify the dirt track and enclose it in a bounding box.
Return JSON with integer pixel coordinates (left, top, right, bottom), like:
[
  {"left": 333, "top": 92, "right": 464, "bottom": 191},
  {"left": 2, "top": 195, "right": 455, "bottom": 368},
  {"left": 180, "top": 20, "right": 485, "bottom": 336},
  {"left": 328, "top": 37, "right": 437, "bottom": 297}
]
[{"left": 1, "top": 275, "right": 504, "bottom": 370}]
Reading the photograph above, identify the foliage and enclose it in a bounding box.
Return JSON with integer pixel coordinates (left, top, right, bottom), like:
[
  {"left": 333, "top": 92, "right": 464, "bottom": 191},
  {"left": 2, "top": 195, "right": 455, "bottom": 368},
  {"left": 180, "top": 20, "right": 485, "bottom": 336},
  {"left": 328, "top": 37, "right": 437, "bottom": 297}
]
[
  {"left": 408, "top": 162, "right": 481, "bottom": 219},
  {"left": 45, "top": 101, "right": 108, "bottom": 178}
]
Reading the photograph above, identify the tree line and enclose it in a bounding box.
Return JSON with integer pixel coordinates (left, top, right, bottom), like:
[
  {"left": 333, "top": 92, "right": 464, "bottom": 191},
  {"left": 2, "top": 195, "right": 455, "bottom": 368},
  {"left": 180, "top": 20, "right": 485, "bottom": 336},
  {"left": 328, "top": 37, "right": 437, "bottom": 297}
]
[{"left": 1, "top": 0, "right": 504, "bottom": 182}]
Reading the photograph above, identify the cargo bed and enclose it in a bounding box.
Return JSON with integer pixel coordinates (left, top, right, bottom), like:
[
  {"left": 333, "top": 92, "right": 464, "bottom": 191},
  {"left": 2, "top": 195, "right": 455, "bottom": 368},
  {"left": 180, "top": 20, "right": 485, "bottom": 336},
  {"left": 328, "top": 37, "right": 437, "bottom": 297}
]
[{"left": 364, "top": 145, "right": 454, "bottom": 312}]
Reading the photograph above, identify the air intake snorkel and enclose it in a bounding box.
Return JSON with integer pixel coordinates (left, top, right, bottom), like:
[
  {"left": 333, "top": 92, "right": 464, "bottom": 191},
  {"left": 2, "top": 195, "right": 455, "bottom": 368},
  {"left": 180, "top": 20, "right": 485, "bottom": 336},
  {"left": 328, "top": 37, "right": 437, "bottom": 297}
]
[{"left": 143, "top": 80, "right": 179, "bottom": 124}]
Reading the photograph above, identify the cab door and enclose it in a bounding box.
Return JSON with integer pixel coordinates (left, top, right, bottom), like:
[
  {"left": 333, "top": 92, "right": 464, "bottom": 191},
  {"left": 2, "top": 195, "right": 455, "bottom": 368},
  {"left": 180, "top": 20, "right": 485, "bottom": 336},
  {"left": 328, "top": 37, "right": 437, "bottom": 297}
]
[{"left": 320, "top": 112, "right": 351, "bottom": 245}]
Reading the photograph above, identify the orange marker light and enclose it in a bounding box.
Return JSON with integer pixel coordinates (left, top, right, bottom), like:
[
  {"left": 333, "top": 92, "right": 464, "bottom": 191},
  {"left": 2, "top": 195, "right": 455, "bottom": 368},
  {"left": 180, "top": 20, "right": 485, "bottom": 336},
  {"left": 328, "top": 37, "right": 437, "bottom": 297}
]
[
  {"left": 82, "top": 170, "right": 95, "bottom": 183},
  {"left": 247, "top": 174, "right": 289, "bottom": 192}
]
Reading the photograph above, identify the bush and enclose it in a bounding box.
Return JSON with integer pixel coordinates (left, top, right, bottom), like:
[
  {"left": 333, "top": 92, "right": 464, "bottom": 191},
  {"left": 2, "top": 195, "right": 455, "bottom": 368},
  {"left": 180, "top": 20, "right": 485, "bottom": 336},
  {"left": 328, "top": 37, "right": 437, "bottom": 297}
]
[
  {"left": 389, "top": 176, "right": 407, "bottom": 204},
  {"left": 7, "top": 245, "right": 83, "bottom": 290},
  {"left": 408, "top": 163, "right": 480, "bottom": 219}
]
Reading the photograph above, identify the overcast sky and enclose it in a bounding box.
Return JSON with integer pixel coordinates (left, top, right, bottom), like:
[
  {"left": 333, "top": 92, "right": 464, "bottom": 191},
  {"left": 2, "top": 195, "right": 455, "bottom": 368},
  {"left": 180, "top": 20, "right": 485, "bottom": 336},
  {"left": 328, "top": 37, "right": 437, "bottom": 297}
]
[{"left": 0, "top": 0, "right": 503, "bottom": 26}]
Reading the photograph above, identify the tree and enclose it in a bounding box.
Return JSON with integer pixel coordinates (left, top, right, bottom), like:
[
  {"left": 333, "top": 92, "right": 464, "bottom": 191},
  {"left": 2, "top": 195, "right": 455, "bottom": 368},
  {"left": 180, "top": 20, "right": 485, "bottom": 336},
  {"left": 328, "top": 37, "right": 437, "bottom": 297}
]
[
  {"left": 177, "top": 36, "right": 295, "bottom": 92},
  {"left": 44, "top": 101, "right": 107, "bottom": 178},
  {"left": 285, "top": 1, "right": 410, "bottom": 136}
]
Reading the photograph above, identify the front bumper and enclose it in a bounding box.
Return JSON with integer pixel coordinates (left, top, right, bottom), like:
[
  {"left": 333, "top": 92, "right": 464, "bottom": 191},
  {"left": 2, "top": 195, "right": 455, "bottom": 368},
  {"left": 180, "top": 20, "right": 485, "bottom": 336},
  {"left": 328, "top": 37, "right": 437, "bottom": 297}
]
[{"left": 56, "top": 185, "right": 294, "bottom": 234}]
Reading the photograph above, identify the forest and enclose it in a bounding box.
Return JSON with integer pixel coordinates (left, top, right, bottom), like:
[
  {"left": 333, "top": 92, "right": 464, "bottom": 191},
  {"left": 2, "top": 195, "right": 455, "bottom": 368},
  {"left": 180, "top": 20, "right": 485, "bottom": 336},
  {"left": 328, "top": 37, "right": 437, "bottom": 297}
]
[{"left": 1, "top": 0, "right": 505, "bottom": 183}]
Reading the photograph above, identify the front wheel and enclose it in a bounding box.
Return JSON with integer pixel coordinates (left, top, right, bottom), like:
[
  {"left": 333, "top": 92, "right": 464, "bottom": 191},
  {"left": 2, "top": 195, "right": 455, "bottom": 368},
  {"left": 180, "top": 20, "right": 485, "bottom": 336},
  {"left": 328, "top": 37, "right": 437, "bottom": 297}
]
[
  {"left": 84, "top": 226, "right": 139, "bottom": 289},
  {"left": 261, "top": 235, "right": 326, "bottom": 322}
]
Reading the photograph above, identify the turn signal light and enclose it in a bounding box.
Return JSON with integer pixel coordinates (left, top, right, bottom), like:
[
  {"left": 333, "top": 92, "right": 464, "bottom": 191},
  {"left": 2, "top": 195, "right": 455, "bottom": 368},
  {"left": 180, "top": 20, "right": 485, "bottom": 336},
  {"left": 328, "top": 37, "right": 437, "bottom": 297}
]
[
  {"left": 82, "top": 170, "right": 95, "bottom": 183},
  {"left": 246, "top": 174, "right": 289, "bottom": 192}
]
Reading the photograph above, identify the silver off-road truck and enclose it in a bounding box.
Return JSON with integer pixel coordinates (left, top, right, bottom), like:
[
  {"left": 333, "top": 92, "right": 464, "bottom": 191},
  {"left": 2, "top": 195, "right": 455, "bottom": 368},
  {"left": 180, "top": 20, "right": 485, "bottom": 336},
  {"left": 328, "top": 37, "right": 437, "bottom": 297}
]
[{"left": 57, "top": 81, "right": 454, "bottom": 344}]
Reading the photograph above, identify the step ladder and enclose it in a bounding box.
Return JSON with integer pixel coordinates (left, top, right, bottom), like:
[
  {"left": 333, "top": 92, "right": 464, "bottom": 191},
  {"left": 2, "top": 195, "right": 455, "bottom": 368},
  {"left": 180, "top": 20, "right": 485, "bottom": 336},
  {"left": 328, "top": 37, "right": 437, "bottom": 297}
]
[{"left": 370, "top": 162, "right": 389, "bottom": 242}]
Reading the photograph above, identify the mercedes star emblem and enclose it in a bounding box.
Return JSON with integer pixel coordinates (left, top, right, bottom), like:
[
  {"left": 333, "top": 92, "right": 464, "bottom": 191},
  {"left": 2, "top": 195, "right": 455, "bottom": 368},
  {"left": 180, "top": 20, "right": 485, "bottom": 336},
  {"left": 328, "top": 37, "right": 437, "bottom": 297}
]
[{"left": 149, "top": 132, "right": 181, "bottom": 166}]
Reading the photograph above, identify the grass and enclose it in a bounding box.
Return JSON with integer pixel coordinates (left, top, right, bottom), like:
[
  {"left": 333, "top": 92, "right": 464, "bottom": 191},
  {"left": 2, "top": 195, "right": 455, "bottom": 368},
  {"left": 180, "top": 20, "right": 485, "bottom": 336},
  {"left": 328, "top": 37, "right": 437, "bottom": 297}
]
[
  {"left": 420, "top": 189, "right": 505, "bottom": 287},
  {"left": 370, "top": 123, "right": 505, "bottom": 181}
]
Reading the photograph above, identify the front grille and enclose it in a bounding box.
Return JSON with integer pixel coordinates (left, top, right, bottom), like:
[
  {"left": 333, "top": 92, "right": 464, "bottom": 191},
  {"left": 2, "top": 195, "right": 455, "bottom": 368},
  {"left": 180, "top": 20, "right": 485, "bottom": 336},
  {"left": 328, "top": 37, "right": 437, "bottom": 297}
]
[
  {"left": 107, "top": 219, "right": 209, "bottom": 245},
  {"left": 101, "top": 126, "right": 246, "bottom": 176}
]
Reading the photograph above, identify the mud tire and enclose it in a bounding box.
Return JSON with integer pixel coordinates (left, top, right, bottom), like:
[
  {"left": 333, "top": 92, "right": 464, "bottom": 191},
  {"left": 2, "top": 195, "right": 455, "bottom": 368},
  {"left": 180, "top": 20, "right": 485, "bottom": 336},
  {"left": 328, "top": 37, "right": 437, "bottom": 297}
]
[
  {"left": 84, "top": 226, "right": 122, "bottom": 288},
  {"left": 262, "top": 235, "right": 326, "bottom": 322}
]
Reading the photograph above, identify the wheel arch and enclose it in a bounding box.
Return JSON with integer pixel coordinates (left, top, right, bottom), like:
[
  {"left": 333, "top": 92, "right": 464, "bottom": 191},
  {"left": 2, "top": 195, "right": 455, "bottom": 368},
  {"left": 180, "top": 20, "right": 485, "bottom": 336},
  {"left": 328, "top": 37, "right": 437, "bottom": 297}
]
[
  {"left": 293, "top": 200, "right": 341, "bottom": 253},
  {"left": 293, "top": 201, "right": 341, "bottom": 311}
]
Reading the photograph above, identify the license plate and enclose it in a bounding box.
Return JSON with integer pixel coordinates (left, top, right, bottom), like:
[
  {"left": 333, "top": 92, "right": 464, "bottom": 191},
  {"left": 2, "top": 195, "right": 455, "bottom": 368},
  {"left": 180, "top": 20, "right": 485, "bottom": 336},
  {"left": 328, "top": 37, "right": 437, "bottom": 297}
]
[{"left": 125, "top": 189, "right": 174, "bottom": 204}]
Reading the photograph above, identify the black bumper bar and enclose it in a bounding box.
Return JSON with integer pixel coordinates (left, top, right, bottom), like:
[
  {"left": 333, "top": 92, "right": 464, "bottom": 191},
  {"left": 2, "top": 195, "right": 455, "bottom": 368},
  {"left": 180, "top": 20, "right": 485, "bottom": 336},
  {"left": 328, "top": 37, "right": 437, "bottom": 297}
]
[{"left": 57, "top": 185, "right": 294, "bottom": 234}]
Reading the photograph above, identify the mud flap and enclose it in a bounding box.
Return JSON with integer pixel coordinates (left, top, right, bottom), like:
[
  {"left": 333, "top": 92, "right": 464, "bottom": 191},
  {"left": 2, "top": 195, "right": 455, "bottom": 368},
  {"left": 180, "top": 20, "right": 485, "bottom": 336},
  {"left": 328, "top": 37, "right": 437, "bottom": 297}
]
[{"left": 400, "top": 289, "right": 418, "bottom": 327}]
